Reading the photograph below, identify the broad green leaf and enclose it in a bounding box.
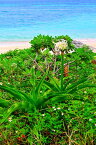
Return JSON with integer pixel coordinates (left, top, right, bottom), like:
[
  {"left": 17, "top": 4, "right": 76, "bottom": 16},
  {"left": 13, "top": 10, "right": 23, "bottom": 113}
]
[
  {"left": 35, "top": 71, "right": 48, "bottom": 95},
  {"left": 0, "top": 85, "right": 27, "bottom": 101},
  {"left": 0, "top": 102, "right": 29, "bottom": 124},
  {"left": 0, "top": 99, "right": 11, "bottom": 108},
  {"left": 49, "top": 76, "right": 61, "bottom": 91},
  {"left": 63, "top": 77, "right": 75, "bottom": 90},
  {"left": 65, "top": 77, "right": 88, "bottom": 91},
  {"left": 44, "top": 81, "right": 59, "bottom": 92},
  {"left": 68, "top": 84, "right": 96, "bottom": 94}
]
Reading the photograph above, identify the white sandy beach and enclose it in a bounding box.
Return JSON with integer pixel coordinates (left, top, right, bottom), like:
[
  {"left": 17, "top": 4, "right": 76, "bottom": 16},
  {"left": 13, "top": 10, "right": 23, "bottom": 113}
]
[
  {"left": 0, "top": 39, "right": 96, "bottom": 54},
  {"left": 0, "top": 41, "right": 31, "bottom": 54},
  {"left": 75, "top": 39, "right": 96, "bottom": 53}
]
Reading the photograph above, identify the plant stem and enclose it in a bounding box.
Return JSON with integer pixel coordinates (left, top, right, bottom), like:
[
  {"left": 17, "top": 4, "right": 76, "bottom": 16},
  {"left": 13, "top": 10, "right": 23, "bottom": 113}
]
[
  {"left": 53, "top": 55, "right": 56, "bottom": 73},
  {"left": 61, "top": 51, "right": 64, "bottom": 90}
]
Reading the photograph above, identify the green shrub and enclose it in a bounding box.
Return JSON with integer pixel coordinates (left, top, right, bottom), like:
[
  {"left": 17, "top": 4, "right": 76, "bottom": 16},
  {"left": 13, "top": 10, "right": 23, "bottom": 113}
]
[
  {"left": 30, "top": 34, "right": 75, "bottom": 53},
  {"left": 0, "top": 34, "right": 96, "bottom": 145},
  {"left": 30, "top": 34, "right": 54, "bottom": 52}
]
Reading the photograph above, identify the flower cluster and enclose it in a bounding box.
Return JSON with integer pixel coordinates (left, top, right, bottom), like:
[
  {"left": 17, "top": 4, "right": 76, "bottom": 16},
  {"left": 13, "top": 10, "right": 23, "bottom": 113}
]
[{"left": 55, "top": 40, "right": 68, "bottom": 52}]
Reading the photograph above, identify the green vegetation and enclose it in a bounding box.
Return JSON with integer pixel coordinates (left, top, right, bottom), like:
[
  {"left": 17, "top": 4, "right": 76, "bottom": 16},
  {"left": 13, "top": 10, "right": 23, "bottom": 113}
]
[{"left": 0, "top": 35, "right": 96, "bottom": 145}]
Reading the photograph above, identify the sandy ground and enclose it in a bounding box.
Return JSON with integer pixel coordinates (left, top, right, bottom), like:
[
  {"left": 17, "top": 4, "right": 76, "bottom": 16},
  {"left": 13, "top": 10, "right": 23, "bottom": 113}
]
[
  {"left": 0, "top": 39, "right": 96, "bottom": 54},
  {"left": 0, "top": 41, "right": 31, "bottom": 54},
  {"left": 75, "top": 39, "right": 96, "bottom": 53}
]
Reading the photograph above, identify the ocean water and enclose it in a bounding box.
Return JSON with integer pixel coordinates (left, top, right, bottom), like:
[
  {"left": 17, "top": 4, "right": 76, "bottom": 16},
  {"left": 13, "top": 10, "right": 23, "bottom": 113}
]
[{"left": 0, "top": 0, "right": 96, "bottom": 41}]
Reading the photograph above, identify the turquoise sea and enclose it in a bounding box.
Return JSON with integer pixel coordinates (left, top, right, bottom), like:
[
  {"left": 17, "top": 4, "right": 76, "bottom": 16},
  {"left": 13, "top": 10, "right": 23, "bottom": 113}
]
[{"left": 0, "top": 0, "right": 96, "bottom": 41}]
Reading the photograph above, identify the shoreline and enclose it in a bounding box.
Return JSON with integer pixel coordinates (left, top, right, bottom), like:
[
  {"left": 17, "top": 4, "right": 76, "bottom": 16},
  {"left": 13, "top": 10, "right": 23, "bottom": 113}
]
[
  {"left": 75, "top": 38, "right": 96, "bottom": 53},
  {"left": 75, "top": 38, "right": 96, "bottom": 47},
  {"left": 0, "top": 41, "right": 31, "bottom": 54},
  {"left": 0, "top": 39, "right": 96, "bottom": 54}
]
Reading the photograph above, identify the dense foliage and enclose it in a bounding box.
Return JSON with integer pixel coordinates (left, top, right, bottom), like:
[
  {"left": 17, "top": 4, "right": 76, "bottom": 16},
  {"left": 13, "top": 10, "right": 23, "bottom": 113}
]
[{"left": 0, "top": 35, "right": 96, "bottom": 145}]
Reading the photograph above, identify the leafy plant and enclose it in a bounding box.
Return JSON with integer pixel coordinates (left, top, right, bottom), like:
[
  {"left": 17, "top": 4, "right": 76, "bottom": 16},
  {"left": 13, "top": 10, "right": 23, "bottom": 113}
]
[
  {"left": 0, "top": 71, "right": 95, "bottom": 125},
  {"left": 0, "top": 34, "right": 96, "bottom": 144},
  {"left": 30, "top": 34, "right": 75, "bottom": 53},
  {"left": 30, "top": 34, "right": 54, "bottom": 52}
]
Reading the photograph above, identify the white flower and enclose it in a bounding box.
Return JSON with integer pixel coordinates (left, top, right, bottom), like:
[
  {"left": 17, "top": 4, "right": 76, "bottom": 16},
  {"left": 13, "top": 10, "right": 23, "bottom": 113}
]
[
  {"left": 89, "top": 118, "right": 92, "bottom": 121},
  {"left": 42, "top": 114, "right": 45, "bottom": 116},
  {"left": 95, "top": 124, "right": 96, "bottom": 127},
  {"left": 69, "top": 50, "right": 74, "bottom": 53},
  {"left": 52, "top": 129, "right": 55, "bottom": 132},
  {"left": 55, "top": 40, "right": 68, "bottom": 51},
  {"left": 8, "top": 117, "right": 12, "bottom": 122},
  {"left": 33, "top": 65, "right": 35, "bottom": 69},
  {"left": 61, "top": 112, "right": 64, "bottom": 116},
  {"left": 41, "top": 48, "right": 47, "bottom": 53},
  {"left": 16, "top": 131, "right": 18, "bottom": 133},
  {"left": 84, "top": 91, "right": 87, "bottom": 94},
  {"left": 0, "top": 82, "right": 3, "bottom": 85},
  {"left": 54, "top": 108, "right": 56, "bottom": 111},
  {"left": 49, "top": 51, "right": 54, "bottom": 55},
  {"left": 57, "top": 107, "right": 61, "bottom": 110},
  {"left": 52, "top": 106, "right": 57, "bottom": 110}
]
